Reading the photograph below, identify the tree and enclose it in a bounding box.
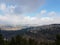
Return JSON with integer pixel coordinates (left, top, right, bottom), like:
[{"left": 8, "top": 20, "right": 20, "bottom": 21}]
[
  {"left": 55, "top": 34, "right": 60, "bottom": 45},
  {"left": 29, "top": 38, "right": 36, "bottom": 45},
  {"left": 9, "top": 37, "right": 16, "bottom": 45},
  {"left": 22, "top": 38, "right": 28, "bottom": 45},
  {"left": 15, "top": 35, "right": 22, "bottom": 45},
  {"left": 0, "top": 34, "right": 4, "bottom": 45}
]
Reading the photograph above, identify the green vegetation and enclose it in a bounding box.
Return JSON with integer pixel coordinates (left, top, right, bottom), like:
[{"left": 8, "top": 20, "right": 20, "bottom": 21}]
[
  {"left": 0, "top": 34, "right": 60, "bottom": 45},
  {"left": 0, "top": 34, "right": 4, "bottom": 45},
  {"left": 0, "top": 24, "right": 60, "bottom": 45},
  {"left": 55, "top": 34, "right": 60, "bottom": 45}
]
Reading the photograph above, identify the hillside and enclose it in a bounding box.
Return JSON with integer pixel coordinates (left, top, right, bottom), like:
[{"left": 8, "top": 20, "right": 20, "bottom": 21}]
[
  {"left": 0, "top": 25, "right": 28, "bottom": 30},
  {"left": 0, "top": 24, "right": 60, "bottom": 41}
]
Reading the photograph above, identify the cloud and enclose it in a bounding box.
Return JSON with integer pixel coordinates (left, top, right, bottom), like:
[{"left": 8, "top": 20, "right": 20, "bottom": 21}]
[
  {"left": 47, "top": 11, "right": 57, "bottom": 17},
  {"left": 0, "top": 0, "right": 60, "bottom": 26},
  {"left": 8, "top": 5, "right": 16, "bottom": 13},
  {"left": 40, "top": 10, "right": 47, "bottom": 14},
  {"left": 37, "top": 10, "right": 60, "bottom": 17},
  {"left": 0, "top": 12, "right": 60, "bottom": 26},
  {"left": 41, "top": 17, "right": 53, "bottom": 22},
  {"left": 0, "top": 3, "right": 6, "bottom": 11},
  {"left": 0, "top": 3, "right": 16, "bottom": 14},
  {"left": 0, "top": 0, "right": 45, "bottom": 13}
]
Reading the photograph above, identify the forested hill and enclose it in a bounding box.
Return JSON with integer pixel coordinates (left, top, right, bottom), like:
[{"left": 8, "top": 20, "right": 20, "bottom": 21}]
[{"left": 0, "top": 24, "right": 60, "bottom": 41}]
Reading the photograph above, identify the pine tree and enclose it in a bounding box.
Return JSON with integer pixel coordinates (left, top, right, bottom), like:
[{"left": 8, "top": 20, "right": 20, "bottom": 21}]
[
  {"left": 29, "top": 38, "right": 36, "bottom": 45},
  {"left": 55, "top": 34, "right": 60, "bottom": 45},
  {"left": 0, "top": 34, "right": 4, "bottom": 45},
  {"left": 22, "top": 38, "right": 28, "bottom": 45},
  {"left": 15, "top": 35, "right": 22, "bottom": 45},
  {"left": 9, "top": 37, "right": 16, "bottom": 45}
]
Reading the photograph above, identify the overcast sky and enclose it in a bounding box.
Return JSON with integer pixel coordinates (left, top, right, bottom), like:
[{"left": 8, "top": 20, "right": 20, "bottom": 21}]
[{"left": 0, "top": 0, "right": 60, "bottom": 26}]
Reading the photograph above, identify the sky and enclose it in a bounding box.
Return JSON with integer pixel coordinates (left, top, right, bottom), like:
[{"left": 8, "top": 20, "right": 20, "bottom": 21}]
[{"left": 0, "top": 0, "right": 60, "bottom": 26}]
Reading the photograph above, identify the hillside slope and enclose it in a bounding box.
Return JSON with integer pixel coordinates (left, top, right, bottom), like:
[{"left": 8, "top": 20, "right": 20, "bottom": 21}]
[{"left": 0, "top": 24, "right": 60, "bottom": 41}]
